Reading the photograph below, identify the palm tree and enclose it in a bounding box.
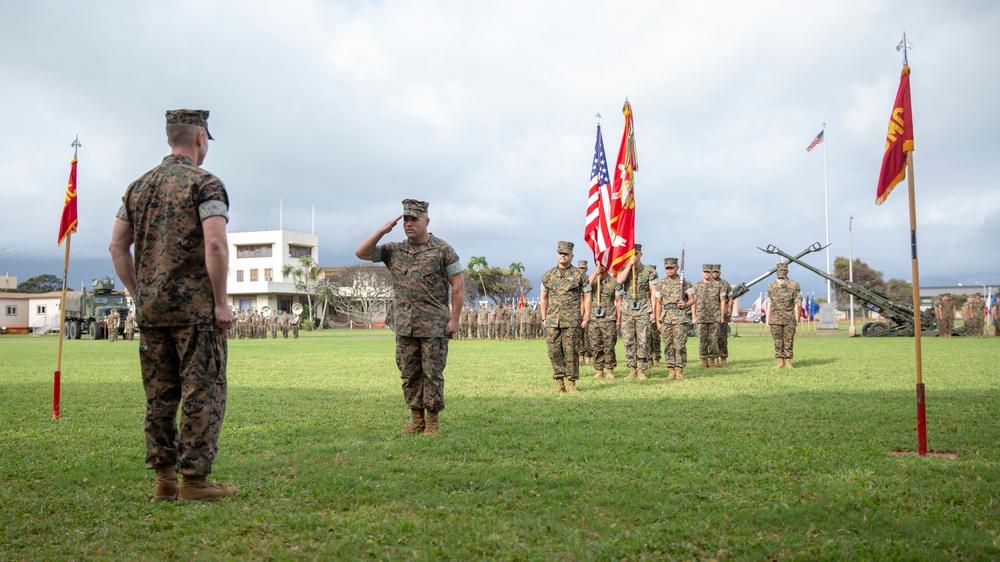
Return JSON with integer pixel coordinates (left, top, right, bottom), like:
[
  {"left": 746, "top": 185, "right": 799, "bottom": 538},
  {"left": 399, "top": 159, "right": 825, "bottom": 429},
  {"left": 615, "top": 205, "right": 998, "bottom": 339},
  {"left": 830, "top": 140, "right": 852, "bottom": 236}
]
[
  {"left": 468, "top": 256, "right": 489, "bottom": 299},
  {"left": 509, "top": 262, "right": 525, "bottom": 293},
  {"left": 281, "top": 255, "right": 323, "bottom": 330}
]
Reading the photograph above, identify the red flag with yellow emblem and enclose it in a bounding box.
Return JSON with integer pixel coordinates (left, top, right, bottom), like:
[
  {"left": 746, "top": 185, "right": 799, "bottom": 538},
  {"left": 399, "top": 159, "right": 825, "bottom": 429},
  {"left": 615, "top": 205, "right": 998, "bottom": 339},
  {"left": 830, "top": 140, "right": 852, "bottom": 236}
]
[
  {"left": 609, "top": 100, "right": 637, "bottom": 274},
  {"left": 875, "top": 65, "right": 914, "bottom": 205},
  {"left": 57, "top": 156, "right": 79, "bottom": 246}
]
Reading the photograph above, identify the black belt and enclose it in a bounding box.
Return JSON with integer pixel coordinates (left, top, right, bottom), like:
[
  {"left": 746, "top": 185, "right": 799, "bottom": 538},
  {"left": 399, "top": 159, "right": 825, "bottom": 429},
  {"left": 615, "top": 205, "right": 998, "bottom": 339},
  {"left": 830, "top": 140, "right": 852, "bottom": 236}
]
[{"left": 627, "top": 300, "right": 645, "bottom": 310}]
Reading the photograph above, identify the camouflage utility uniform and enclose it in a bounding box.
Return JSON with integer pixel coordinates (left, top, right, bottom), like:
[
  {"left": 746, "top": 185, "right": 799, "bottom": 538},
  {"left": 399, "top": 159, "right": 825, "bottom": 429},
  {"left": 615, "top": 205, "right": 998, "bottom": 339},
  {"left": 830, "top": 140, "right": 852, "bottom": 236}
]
[
  {"left": 654, "top": 264, "right": 693, "bottom": 374},
  {"left": 767, "top": 266, "right": 801, "bottom": 365},
  {"left": 588, "top": 269, "right": 619, "bottom": 376},
  {"left": 541, "top": 254, "right": 591, "bottom": 383},
  {"left": 935, "top": 294, "right": 955, "bottom": 337},
  {"left": 618, "top": 258, "right": 657, "bottom": 375},
  {"left": 712, "top": 265, "right": 733, "bottom": 362},
  {"left": 693, "top": 266, "right": 724, "bottom": 365},
  {"left": 116, "top": 152, "right": 230, "bottom": 478},
  {"left": 374, "top": 235, "right": 462, "bottom": 413}
]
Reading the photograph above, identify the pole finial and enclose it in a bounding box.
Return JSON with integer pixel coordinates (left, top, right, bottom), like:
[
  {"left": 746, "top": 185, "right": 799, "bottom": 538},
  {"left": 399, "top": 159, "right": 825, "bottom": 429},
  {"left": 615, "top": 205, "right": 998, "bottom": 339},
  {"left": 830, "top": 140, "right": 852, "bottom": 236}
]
[
  {"left": 896, "top": 32, "right": 913, "bottom": 66},
  {"left": 71, "top": 135, "right": 81, "bottom": 158}
]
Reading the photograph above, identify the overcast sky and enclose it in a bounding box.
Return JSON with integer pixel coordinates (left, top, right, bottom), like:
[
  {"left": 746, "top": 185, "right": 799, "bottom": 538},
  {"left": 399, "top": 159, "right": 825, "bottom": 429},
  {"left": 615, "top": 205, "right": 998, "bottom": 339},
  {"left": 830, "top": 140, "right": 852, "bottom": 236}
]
[{"left": 2, "top": 0, "right": 998, "bottom": 301}]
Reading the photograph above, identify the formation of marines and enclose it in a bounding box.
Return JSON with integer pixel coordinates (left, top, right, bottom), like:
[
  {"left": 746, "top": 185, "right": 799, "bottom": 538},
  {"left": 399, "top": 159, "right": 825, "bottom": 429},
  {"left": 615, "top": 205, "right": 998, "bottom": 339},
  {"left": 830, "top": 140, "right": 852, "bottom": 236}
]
[
  {"left": 231, "top": 309, "right": 300, "bottom": 339},
  {"left": 456, "top": 302, "right": 545, "bottom": 340}
]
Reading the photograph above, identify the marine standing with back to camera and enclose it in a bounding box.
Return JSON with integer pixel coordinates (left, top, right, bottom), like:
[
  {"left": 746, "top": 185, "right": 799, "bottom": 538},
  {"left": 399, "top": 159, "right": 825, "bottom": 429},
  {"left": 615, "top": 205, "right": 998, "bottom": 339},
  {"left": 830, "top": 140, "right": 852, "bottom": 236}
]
[
  {"left": 109, "top": 109, "right": 237, "bottom": 502},
  {"left": 355, "top": 199, "right": 464, "bottom": 436},
  {"left": 766, "top": 262, "right": 802, "bottom": 368}
]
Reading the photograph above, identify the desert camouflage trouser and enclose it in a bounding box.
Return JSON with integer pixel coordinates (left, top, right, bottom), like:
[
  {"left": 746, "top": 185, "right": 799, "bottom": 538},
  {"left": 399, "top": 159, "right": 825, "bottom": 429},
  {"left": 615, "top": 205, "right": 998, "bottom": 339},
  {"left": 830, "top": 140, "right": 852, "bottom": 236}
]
[
  {"left": 770, "top": 323, "right": 795, "bottom": 358},
  {"left": 697, "top": 322, "right": 720, "bottom": 360},
  {"left": 545, "top": 326, "right": 581, "bottom": 380},
  {"left": 588, "top": 318, "right": 617, "bottom": 371},
  {"left": 396, "top": 335, "right": 448, "bottom": 413},
  {"left": 717, "top": 322, "right": 729, "bottom": 358},
  {"left": 621, "top": 307, "right": 651, "bottom": 371},
  {"left": 579, "top": 325, "right": 591, "bottom": 359},
  {"left": 660, "top": 322, "right": 689, "bottom": 368},
  {"left": 140, "top": 324, "right": 227, "bottom": 477}
]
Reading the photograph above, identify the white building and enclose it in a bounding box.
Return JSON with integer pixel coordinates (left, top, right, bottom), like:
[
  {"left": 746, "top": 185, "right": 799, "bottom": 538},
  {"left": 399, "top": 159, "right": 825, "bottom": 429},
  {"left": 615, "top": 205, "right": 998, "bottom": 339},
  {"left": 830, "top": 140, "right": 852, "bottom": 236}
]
[{"left": 228, "top": 228, "right": 319, "bottom": 314}]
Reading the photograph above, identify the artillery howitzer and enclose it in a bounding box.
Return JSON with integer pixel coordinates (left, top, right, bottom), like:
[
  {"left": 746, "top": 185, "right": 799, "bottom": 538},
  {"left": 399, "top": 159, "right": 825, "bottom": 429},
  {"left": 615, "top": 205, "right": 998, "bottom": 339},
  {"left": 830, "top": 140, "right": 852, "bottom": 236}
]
[
  {"left": 730, "top": 242, "right": 825, "bottom": 300},
  {"left": 761, "top": 243, "right": 936, "bottom": 337}
]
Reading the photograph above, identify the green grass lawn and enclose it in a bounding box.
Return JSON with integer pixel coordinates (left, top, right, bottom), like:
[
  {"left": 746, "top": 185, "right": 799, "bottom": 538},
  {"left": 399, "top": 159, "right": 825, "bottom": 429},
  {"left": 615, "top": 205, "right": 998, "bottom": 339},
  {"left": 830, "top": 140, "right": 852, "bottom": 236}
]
[{"left": 1, "top": 330, "right": 998, "bottom": 560}]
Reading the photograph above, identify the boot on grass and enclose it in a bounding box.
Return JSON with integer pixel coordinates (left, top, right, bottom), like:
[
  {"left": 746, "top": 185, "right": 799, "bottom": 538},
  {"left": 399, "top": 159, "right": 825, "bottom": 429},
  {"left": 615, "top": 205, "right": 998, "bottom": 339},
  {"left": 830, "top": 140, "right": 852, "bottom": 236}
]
[
  {"left": 402, "top": 409, "right": 426, "bottom": 434},
  {"left": 152, "top": 465, "right": 178, "bottom": 502},
  {"left": 637, "top": 370, "right": 647, "bottom": 380},
  {"left": 606, "top": 369, "right": 615, "bottom": 379},
  {"left": 178, "top": 475, "right": 237, "bottom": 502},
  {"left": 594, "top": 370, "right": 605, "bottom": 379},
  {"left": 424, "top": 411, "right": 440, "bottom": 436},
  {"left": 556, "top": 378, "right": 566, "bottom": 392},
  {"left": 776, "top": 359, "right": 784, "bottom": 368},
  {"left": 625, "top": 367, "right": 637, "bottom": 380},
  {"left": 784, "top": 358, "right": 793, "bottom": 369},
  {"left": 701, "top": 359, "right": 710, "bottom": 369},
  {"left": 675, "top": 367, "right": 684, "bottom": 380},
  {"left": 666, "top": 367, "right": 676, "bottom": 380},
  {"left": 566, "top": 379, "right": 578, "bottom": 393}
]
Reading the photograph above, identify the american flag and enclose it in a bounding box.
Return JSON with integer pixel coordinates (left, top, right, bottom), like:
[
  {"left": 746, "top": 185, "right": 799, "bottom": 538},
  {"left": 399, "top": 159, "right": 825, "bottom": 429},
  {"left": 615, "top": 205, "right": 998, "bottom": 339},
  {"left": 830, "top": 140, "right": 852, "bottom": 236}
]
[
  {"left": 585, "top": 122, "right": 613, "bottom": 269},
  {"left": 806, "top": 130, "right": 824, "bottom": 152}
]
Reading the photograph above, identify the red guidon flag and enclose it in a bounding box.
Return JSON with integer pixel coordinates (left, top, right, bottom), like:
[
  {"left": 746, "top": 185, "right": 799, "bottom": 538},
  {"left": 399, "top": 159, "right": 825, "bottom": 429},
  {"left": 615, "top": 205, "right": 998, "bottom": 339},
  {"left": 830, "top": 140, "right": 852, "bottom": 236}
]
[
  {"left": 875, "top": 65, "right": 914, "bottom": 205},
  {"left": 609, "top": 100, "right": 637, "bottom": 274},
  {"left": 58, "top": 156, "right": 79, "bottom": 246}
]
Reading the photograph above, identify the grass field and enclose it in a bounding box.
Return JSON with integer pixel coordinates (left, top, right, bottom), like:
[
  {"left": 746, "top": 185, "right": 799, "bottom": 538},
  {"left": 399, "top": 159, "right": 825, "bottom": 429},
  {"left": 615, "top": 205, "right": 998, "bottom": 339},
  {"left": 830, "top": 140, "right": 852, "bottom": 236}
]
[{"left": 1, "top": 329, "right": 998, "bottom": 560}]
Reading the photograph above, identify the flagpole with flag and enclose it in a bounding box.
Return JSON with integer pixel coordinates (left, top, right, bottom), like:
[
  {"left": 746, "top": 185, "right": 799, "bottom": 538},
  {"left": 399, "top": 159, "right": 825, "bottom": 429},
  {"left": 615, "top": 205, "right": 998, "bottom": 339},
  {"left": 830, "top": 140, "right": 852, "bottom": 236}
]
[
  {"left": 55, "top": 136, "right": 81, "bottom": 420},
  {"left": 806, "top": 125, "right": 834, "bottom": 307},
  {"left": 585, "top": 114, "right": 613, "bottom": 270},
  {"left": 877, "top": 33, "right": 926, "bottom": 455},
  {"left": 609, "top": 99, "right": 638, "bottom": 276}
]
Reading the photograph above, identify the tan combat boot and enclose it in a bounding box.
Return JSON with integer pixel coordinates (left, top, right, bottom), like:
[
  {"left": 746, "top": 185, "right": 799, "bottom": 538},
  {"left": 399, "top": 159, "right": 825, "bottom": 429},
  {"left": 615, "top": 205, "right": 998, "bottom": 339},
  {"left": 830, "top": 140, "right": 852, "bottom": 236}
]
[
  {"left": 701, "top": 359, "right": 710, "bottom": 368},
  {"left": 566, "top": 379, "right": 578, "bottom": 393},
  {"left": 675, "top": 367, "right": 684, "bottom": 380},
  {"left": 178, "top": 475, "right": 238, "bottom": 501},
  {"left": 625, "top": 367, "right": 637, "bottom": 380},
  {"left": 402, "top": 409, "right": 426, "bottom": 434},
  {"left": 719, "top": 358, "right": 727, "bottom": 366},
  {"left": 637, "top": 370, "right": 647, "bottom": 380},
  {"left": 606, "top": 369, "right": 615, "bottom": 379},
  {"left": 653, "top": 359, "right": 662, "bottom": 367},
  {"left": 784, "top": 358, "right": 793, "bottom": 369},
  {"left": 776, "top": 359, "right": 784, "bottom": 368},
  {"left": 556, "top": 378, "right": 566, "bottom": 392},
  {"left": 424, "top": 411, "right": 440, "bottom": 436},
  {"left": 594, "top": 370, "right": 605, "bottom": 379},
  {"left": 666, "top": 367, "right": 676, "bottom": 380},
  {"left": 152, "top": 465, "right": 178, "bottom": 502}
]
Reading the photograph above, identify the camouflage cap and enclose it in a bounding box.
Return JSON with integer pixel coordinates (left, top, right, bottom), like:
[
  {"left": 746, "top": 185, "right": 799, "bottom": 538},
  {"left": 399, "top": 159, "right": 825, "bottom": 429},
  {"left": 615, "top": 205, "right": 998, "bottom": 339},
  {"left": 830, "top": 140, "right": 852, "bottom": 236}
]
[
  {"left": 776, "top": 263, "right": 789, "bottom": 277},
  {"left": 713, "top": 264, "right": 722, "bottom": 272},
  {"left": 401, "top": 199, "right": 429, "bottom": 217},
  {"left": 634, "top": 243, "right": 642, "bottom": 253},
  {"left": 663, "top": 257, "right": 678, "bottom": 267},
  {"left": 940, "top": 292, "right": 951, "bottom": 297},
  {"left": 557, "top": 241, "right": 574, "bottom": 254},
  {"left": 577, "top": 260, "right": 588, "bottom": 268},
  {"left": 702, "top": 263, "right": 713, "bottom": 272},
  {"left": 165, "top": 109, "right": 213, "bottom": 140}
]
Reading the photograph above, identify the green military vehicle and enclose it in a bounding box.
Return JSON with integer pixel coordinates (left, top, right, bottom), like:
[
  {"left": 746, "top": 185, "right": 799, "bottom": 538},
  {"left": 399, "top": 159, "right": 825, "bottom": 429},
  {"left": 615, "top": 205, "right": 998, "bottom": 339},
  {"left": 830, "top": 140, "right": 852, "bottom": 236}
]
[{"left": 63, "top": 277, "right": 130, "bottom": 340}]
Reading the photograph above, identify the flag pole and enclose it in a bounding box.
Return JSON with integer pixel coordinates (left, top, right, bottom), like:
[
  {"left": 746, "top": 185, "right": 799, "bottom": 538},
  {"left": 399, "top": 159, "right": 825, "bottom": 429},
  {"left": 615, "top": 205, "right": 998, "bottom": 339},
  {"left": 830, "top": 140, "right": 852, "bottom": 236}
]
[
  {"left": 822, "top": 123, "right": 831, "bottom": 304},
  {"left": 55, "top": 135, "right": 81, "bottom": 420},
  {"left": 897, "top": 33, "right": 927, "bottom": 455}
]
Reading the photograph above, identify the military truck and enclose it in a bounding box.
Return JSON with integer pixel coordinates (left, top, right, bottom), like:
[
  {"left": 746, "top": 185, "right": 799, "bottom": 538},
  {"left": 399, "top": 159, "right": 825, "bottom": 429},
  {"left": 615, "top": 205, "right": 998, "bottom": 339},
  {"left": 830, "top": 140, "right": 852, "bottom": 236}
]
[{"left": 63, "top": 277, "right": 130, "bottom": 340}]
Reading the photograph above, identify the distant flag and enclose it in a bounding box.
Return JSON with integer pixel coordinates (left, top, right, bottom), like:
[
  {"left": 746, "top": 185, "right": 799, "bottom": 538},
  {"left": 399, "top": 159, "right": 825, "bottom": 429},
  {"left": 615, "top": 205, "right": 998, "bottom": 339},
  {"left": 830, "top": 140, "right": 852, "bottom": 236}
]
[
  {"left": 875, "top": 65, "right": 914, "bottom": 205},
  {"left": 609, "top": 100, "right": 638, "bottom": 275},
  {"left": 585, "top": 121, "right": 613, "bottom": 269},
  {"left": 811, "top": 296, "right": 821, "bottom": 320},
  {"left": 57, "top": 156, "right": 79, "bottom": 246},
  {"left": 749, "top": 292, "right": 764, "bottom": 318},
  {"left": 518, "top": 291, "right": 525, "bottom": 310},
  {"left": 806, "top": 130, "right": 824, "bottom": 152}
]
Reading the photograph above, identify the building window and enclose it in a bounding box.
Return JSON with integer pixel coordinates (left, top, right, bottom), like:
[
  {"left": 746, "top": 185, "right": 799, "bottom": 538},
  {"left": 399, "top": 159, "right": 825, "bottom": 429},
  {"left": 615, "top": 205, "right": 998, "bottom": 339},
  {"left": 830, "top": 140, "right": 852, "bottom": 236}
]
[
  {"left": 264, "top": 268, "right": 273, "bottom": 281},
  {"left": 236, "top": 244, "right": 273, "bottom": 258},
  {"left": 278, "top": 299, "right": 292, "bottom": 313},
  {"left": 37, "top": 305, "right": 47, "bottom": 314},
  {"left": 236, "top": 270, "right": 244, "bottom": 282},
  {"left": 5, "top": 305, "right": 16, "bottom": 316},
  {"left": 289, "top": 244, "right": 313, "bottom": 259},
  {"left": 250, "top": 269, "right": 259, "bottom": 282}
]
